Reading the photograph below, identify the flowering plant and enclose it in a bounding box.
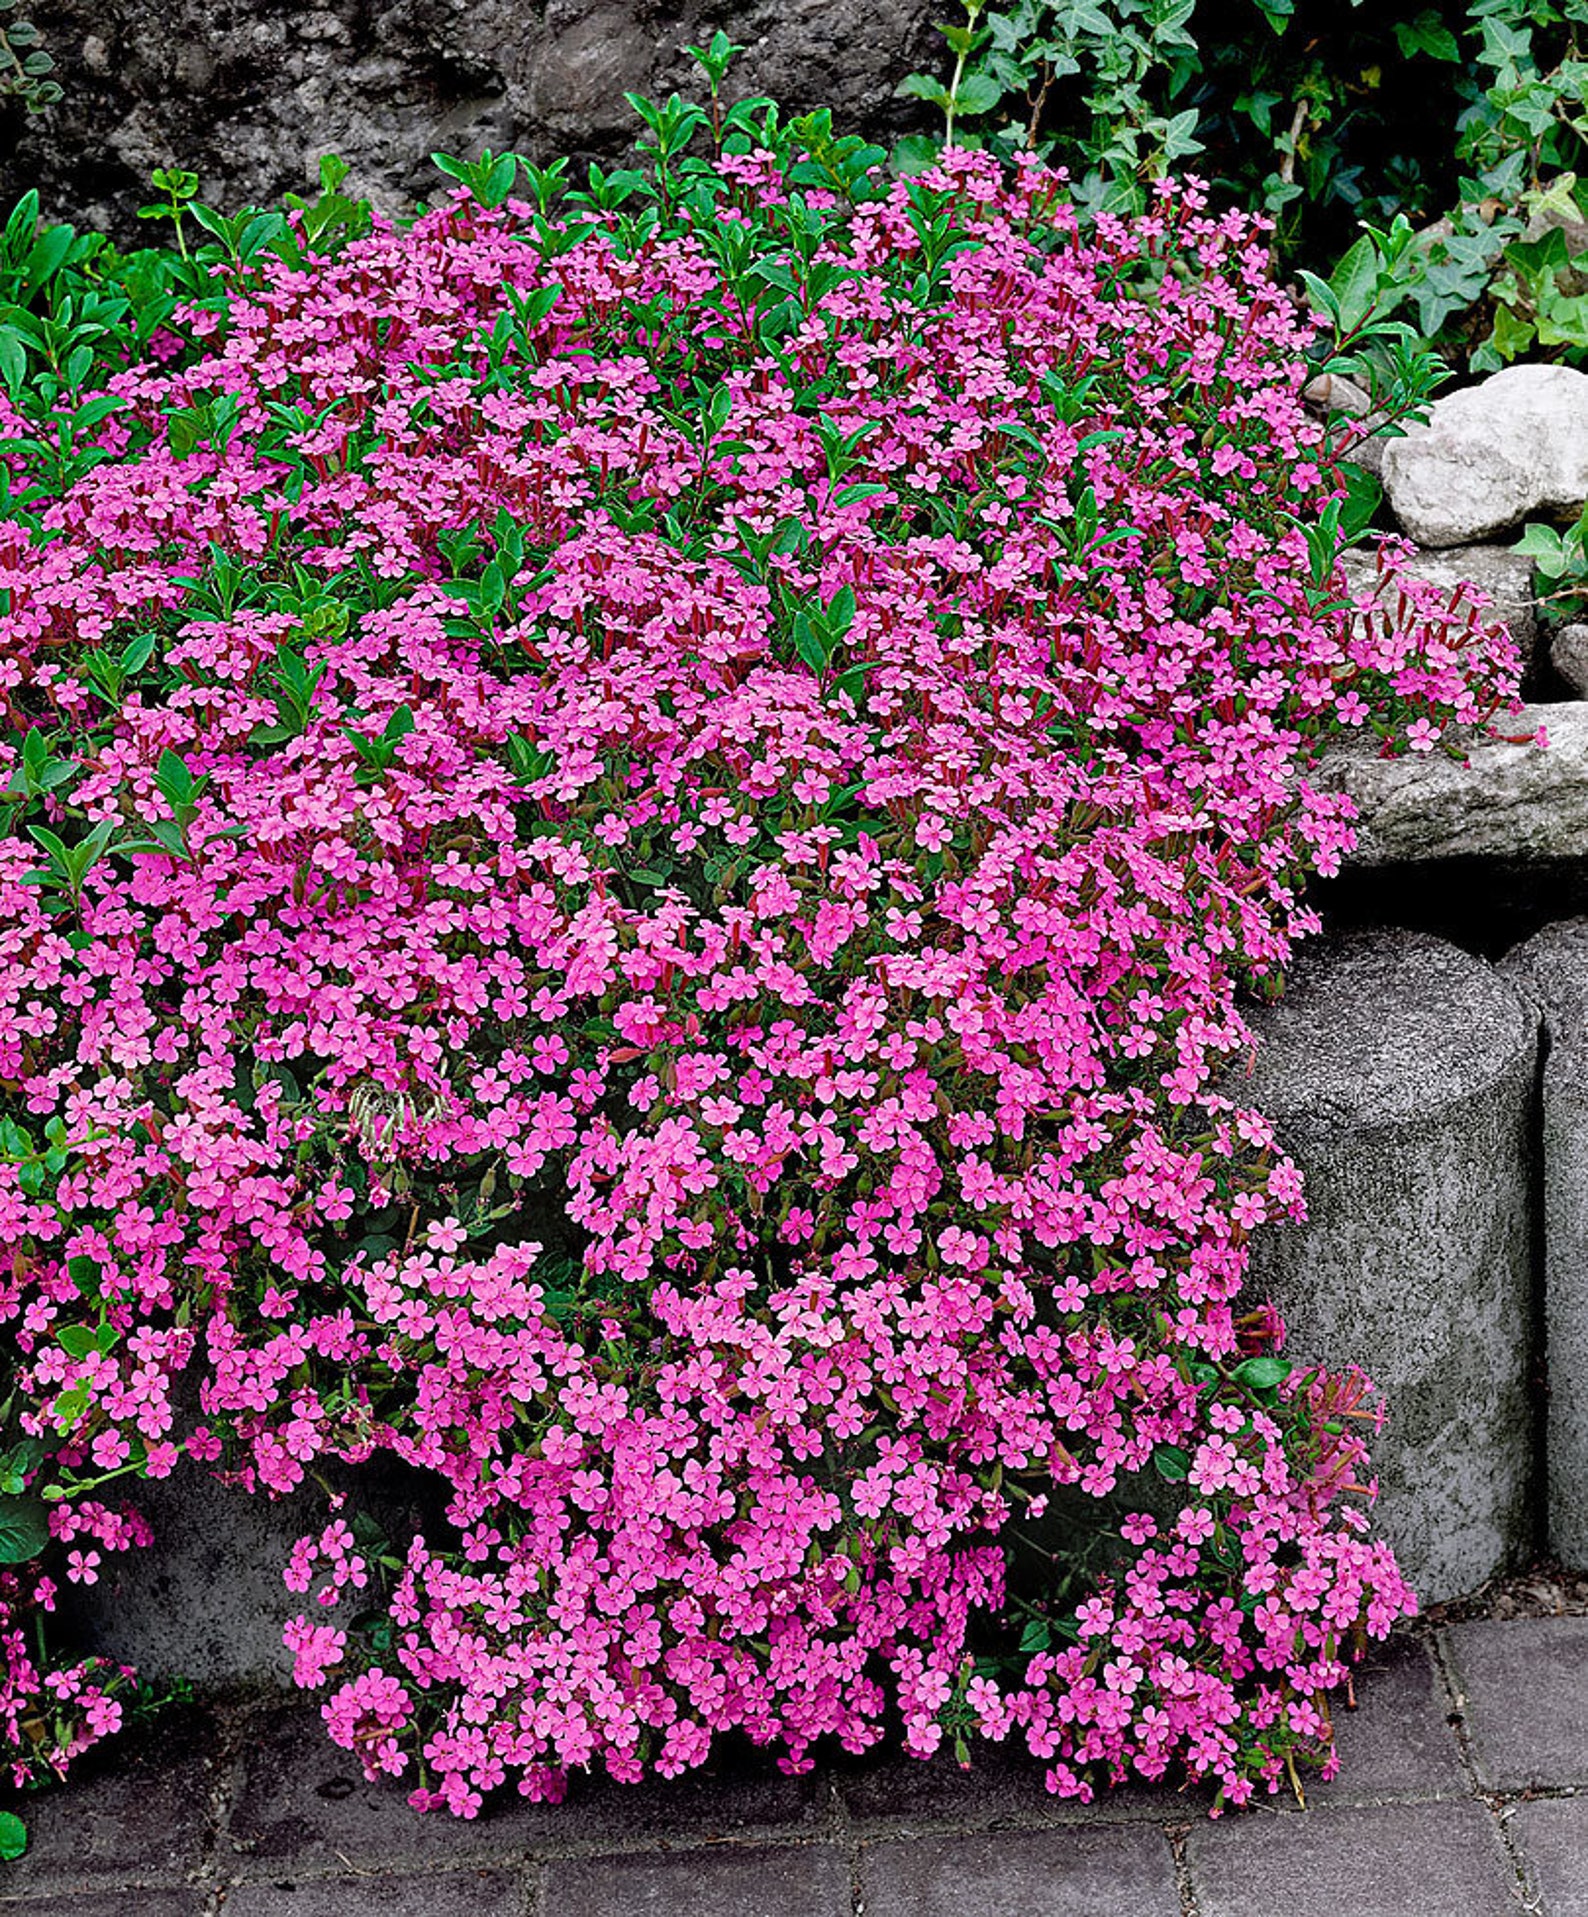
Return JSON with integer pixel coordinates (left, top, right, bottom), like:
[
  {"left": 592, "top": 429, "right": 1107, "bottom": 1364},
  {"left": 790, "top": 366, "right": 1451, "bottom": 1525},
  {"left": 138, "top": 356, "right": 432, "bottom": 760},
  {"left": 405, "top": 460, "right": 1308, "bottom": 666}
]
[{"left": 0, "top": 78, "right": 1519, "bottom": 1819}]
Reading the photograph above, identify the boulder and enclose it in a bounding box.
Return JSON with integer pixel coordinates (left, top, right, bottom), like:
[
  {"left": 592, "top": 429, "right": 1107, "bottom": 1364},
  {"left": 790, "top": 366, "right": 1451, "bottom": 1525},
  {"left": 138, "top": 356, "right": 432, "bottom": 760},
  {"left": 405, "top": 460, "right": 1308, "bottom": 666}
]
[
  {"left": 1243, "top": 928, "right": 1538, "bottom": 1603},
  {"left": 1553, "top": 623, "right": 1588, "bottom": 698},
  {"left": 1319, "top": 702, "right": 1586, "bottom": 867},
  {"left": 1381, "top": 364, "right": 1588, "bottom": 548},
  {"left": 1498, "top": 919, "right": 1588, "bottom": 1571},
  {"left": 0, "top": 0, "right": 937, "bottom": 240},
  {"left": 1341, "top": 543, "right": 1539, "bottom": 680}
]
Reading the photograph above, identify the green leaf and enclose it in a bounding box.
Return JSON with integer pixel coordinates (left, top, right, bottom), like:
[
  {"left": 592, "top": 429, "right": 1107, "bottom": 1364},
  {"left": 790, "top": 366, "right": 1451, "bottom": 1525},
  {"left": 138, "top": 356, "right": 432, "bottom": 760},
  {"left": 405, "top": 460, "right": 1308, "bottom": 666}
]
[
  {"left": 0, "top": 1494, "right": 49, "bottom": 1564},
  {"left": 1336, "top": 461, "right": 1382, "bottom": 542},
  {"left": 56, "top": 1325, "right": 97, "bottom": 1360},
  {"left": 1394, "top": 10, "right": 1460, "bottom": 61},
  {"left": 891, "top": 134, "right": 944, "bottom": 178},
  {"left": 0, "top": 1811, "right": 26, "bottom": 1861},
  {"left": 1234, "top": 1356, "right": 1293, "bottom": 1391},
  {"left": 1328, "top": 235, "right": 1379, "bottom": 336},
  {"left": 833, "top": 482, "right": 887, "bottom": 508},
  {"left": 1152, "top": 1445, "right": 1190, "bottom": 1482},
  {"left": 951, "top": 74, "right": 1003, "bottom": 117},
  {"left": 50, "top": 1385, "right": 89, "bottom": 1431}
]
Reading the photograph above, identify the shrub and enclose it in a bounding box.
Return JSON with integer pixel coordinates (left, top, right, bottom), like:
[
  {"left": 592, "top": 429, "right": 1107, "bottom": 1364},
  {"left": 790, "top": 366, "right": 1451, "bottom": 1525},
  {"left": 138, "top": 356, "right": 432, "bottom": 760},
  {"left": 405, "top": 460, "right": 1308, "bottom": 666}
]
[
  {"left": 898, "top": 0, "right": 1588, "bottom": 376},
  {"left": 0, "top": 88, "right": 1519, "bottom": 1817}
]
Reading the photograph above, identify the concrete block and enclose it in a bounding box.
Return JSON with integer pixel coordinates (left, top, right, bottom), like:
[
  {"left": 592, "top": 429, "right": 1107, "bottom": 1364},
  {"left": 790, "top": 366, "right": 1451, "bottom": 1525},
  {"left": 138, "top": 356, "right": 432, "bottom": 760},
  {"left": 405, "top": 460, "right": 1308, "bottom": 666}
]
[
  {"left": 221, "top": 1871, "right": 526, "bottom": 1916},
  {"left": 0, "top": 1705, "right": 219, "bottom": 1900},
  {"left": 838, "top": 1738, "right": 1191, "bottom": 1828},
  {"left": 1443, "top": 1616, "right": 1588, "bottom": 1791},
  {"left": 1500, "top": 917, "right": 1588, "bottom": 1567},
  {"left": 1507, "top": 1796, "right": 1588, "bottom": 1917},
  {"left": 542, "top": 1843, "right": 852, "bottom": 1917},
  {"left": 224, "top": 1705, "right": 823, "bottom": 1878},
  {"left": 1288, "top": 1634, "right": 1465, "bottom": 1807},
  {"left": 1187, "top": 1801, "right": 1519, "bottom": 1917},
  {"left": 1244, "top": 929, "right": 1538, "bottom": 1603},
  {"left": 858, "top": 1827, "right": 1182, "bottom": 1917},
  {"left": 67, "top": 1451, "right": 438, "bottom": 1691}
]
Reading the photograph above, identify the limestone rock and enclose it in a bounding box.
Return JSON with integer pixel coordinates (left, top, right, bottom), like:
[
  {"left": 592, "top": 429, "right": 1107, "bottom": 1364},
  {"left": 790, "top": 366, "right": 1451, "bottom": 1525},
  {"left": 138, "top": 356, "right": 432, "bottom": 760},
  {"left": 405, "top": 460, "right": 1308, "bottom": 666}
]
[
  {"left": 0, "top": 0, "right": 937, "bottom": 239},
  {"left": 1381, "top": 364, "right": 1588, "bottom": 548},
  {"left": 1341, "top": 542, "right": 1539, "bottom": 676},
  {"left": 1553, "top": 623, "right": 1588, "bottom": 698},
  {"left": 1319, "top": 702, "right": 1586, "bottom": 867},
  {"left": 1244, "top": 928, "right": 1538, "bottom": 1602},
  {"left": 1498, "top": 920, "right": 1588, "bottom": 1570}
]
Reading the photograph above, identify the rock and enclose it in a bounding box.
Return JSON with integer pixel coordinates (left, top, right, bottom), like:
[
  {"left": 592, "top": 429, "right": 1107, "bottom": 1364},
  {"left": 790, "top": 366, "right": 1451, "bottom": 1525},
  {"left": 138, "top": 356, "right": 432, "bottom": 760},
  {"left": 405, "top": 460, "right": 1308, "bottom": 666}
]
[
  {"left": 1553, "top": 623, "right": 1588, "bottom": 698},
  {"left": 1243, "top": 928, "right": 1538, "bottom": 1603},
  {"left": 1341, "top": 542, "right": 1539, "bottom": 677},
  {"left": 0, "top": 0, "right": 938, "bottom": 239},
  {"left": 1499, "top": 920, "right": 1588, "bottom": 1570},
  {"left": 1303, "top": 373, "right": 1396, "bottom": 478},
  {"left": 1305, "top": 373, "right": 1373, "bottom": 417},
  {"left": 1319, "top": 702, "right": 1585, "bottom": 867},
  {"left": 1381, "top": 364, "right": 1588, "bottom": 548},
  {"left": 66, "top": 1430, "right": 439, "bottom": 1687}
]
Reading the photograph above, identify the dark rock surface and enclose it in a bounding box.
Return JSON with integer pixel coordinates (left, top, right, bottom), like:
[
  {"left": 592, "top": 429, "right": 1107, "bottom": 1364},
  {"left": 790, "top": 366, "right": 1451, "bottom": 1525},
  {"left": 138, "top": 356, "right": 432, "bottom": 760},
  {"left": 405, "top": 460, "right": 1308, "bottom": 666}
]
[{"left": 2, "top": 0, "right": 937, "bottom": 235}]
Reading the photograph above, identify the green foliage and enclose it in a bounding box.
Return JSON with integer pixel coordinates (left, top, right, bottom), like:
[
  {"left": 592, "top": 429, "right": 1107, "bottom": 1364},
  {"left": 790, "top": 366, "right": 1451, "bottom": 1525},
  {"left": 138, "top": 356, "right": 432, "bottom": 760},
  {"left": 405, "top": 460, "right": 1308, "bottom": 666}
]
[
  {"left": 0, "top": 0, "right": 58, "bottom": 114},
  {"left": 1515, "top": 500, "right": 1588, "bottom": 616},
  {"left": 895, "top": 0, "right": 1588, "bottom": 376}
]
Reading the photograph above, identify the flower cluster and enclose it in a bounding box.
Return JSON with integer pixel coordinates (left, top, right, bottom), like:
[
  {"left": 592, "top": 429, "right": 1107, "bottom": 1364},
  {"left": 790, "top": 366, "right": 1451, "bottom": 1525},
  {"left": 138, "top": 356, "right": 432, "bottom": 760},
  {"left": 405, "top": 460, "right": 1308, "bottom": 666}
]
[{"left": 0, "top": 120, "right": 1518, "bottom": 1814}]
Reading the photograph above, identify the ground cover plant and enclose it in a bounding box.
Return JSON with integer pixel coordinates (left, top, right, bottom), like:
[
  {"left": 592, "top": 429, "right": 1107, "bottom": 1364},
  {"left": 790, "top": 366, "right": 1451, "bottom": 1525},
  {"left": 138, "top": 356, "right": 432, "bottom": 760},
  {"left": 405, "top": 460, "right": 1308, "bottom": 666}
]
[{"left": 0, "top": 70, "right": 1524, "bottom": 1824}]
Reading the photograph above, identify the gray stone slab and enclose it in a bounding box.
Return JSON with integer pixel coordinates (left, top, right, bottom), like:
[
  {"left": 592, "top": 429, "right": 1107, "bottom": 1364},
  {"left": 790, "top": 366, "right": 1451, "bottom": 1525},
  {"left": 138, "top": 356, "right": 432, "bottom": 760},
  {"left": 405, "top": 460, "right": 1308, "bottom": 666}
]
[
  {"left": 0, "top": 1897, "right": 206, "bottom": 1915},
  {"left": 1341, "top": 544, "right": 1539, "bottom": 677},
  {"left": 224, "top": 1707, "right": 821, "bottom": 1877},
  {"left": 1297, "top": 1635, "right": 1466, "bottom": 1806},
  {"left": 69, "top": 1452, "right": 437, "bottom": 1690},
  {"left": 859, "top": 1827, "right": 1182, "bottom": 1916},
  {"left": 542, "top": 1843, "right": 850, "bottom": 1916},
  {"left": 0, "top": 1711, "right": 217, "bottom": 1898},
  {"left": 220, "top": 1870, "right": 525, "bottom": 1916},
  {"left": 224, "top": 1706, "right": 533, "bottom": 1877},
  {"left": 1499, "top": 920, "right": 1588, "bottom": 1568},
  {"left": 1445, "top": 1616, "right": 1588, "bottom": 1790},
  {"left": 1319, "top": 700, "right": 1588, "bottom": 867},
  {"left": 1507, "top": 1795, "right": 1588, "bottom": 1917},
  {"left": 1243, "top": 929, "right": 1537, "bottom": 1602},
  {"left": 839, "top": 1739, "right": 1195, "bottom": 1827},
  {"left": 1187, "top": 1801, "right": 1520, "bottom": 1917}
]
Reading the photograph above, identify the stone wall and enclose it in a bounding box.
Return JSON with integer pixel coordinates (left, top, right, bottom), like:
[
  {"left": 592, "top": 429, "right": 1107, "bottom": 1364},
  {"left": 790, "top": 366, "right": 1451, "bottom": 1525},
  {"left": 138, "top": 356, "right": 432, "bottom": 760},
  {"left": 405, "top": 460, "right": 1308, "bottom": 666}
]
[{"left": 1, "top": 0, "right": 935, "bottom": 237}]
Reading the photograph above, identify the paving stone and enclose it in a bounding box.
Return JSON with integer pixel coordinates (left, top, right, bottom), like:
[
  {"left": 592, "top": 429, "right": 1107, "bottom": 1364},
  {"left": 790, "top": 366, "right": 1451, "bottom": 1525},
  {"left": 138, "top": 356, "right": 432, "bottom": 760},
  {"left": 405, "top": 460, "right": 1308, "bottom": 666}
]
[
  {"left": 0, "top": 1708, "right": 218, "bottom": 1898},
  {"left": 839, "top": 1737, "right": 1197, "bottom": 1827},
  {"left": 1283, "top": 1635, "right": 1466, "bottom": 1807},
  {"left": 0, "top": 1896, "right": 206, "bottom": 1915},
  {"left": 224, "top": 1707, "right": 820, "bottom": 1876},
  {"left": 224, "top": 1707, "right": 518, "bottom": 1877},
  {"left": 859, "top": 1827, "right": 1182, "bottom": 1916},
  {"left": 220, "top": 1869, "right": 525, "bottom": 1915},
  {"left": 542, "top": 1842, "right": 849, "bottom": 1916},
  {"left": 1506, "top": 1796, "right": 1588, "bottom": 1917},
  {"left": 1187, "top": 1801, "right": 1520, "bottom": 1917},
  {"left": 1444, "top": 1617, "right": 1588, "bottom": 1790}
]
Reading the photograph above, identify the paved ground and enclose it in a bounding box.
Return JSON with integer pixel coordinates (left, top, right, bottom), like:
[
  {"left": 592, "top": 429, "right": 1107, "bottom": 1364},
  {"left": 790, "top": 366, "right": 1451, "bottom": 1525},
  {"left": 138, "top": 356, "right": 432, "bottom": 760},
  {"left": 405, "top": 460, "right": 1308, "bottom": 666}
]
[{"left": 3, "top": 1608, "right": 1587, "bottom": 1915}]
